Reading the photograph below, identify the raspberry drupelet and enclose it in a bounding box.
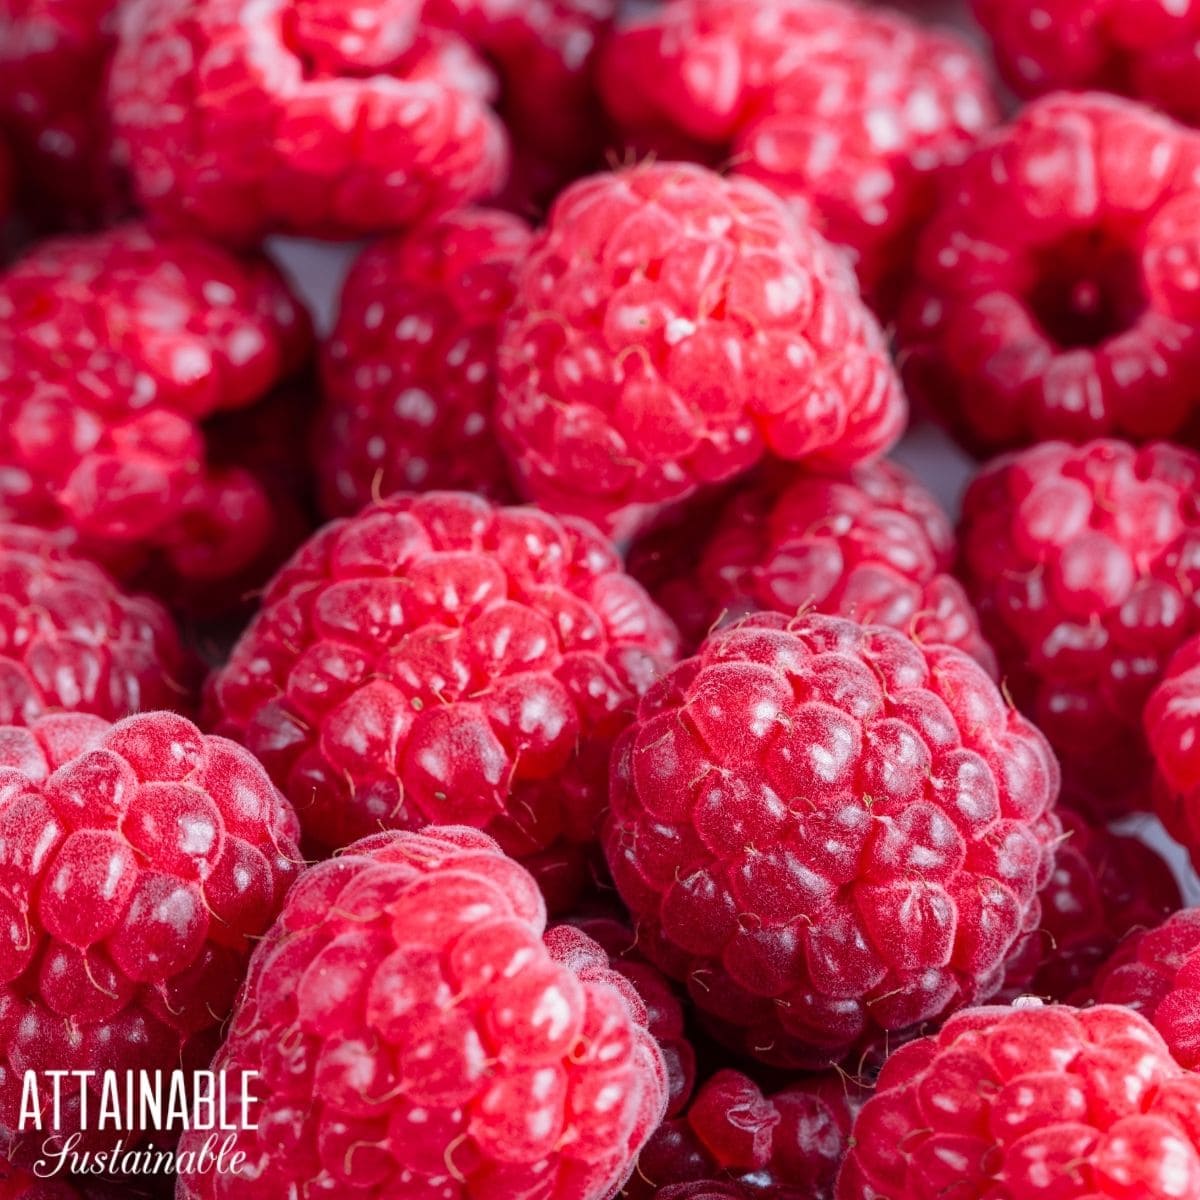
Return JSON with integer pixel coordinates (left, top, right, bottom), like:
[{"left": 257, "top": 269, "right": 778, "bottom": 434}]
[
  {"left": 175, "top": 826, "right": 668, "bottom": 1200},
  {"left": 837, "top": 1003, "right": 1200, "bottom": 1198},
  {"left": 959, "top": 438, "right": 1200, "bottom": 818},
  {"left": 206, "top": 491, "right": 680, "bottom": 893},
  {"left": 0, "top": 711, "right": 301, "bottom": 1165},
  {"left": 899, "top": 91, "right": 1200, "bottom": 455},
  {"left": 973, "top": 0, "right": 1200, "bottom": 128},
  {"left": 625, "top": 1068, "right": 858, "bottom": 1200},
  {"left": 603, "top": 611, "right": 1061, "bottom": 1069},
  {"left": 0, "top": 523, "right": 193, "bottom": 723},
  {"left": 107, "top": 0, "right": 511, "bottom": 244},
  {"left": 317, "top": 208, "right": 529, "bottom": 518},
  {"left": 0, "top": 223, "right": 312, "bottom": 603},
  {"left": 628, "top": 458, "right": 994, "bottom": 671},
  {"left": 1145, "top": 632, "right": 1200, "bottom": 866},
  {"left": 1091, "top": 907, "right": 1200, "bottom": 1071},
  {"left": 598, "top": 0, "right": 998, "bottom": 311},
  {"left": 496, "top": 162, "right": 906, "bottom": 541}
]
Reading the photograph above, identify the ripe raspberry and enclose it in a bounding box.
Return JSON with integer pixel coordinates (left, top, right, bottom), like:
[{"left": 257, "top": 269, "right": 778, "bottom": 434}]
[
  {"left": 837, "top": 1003, "right": 1200, "bottom": 1198},
  {"left": 899, "top": 92, "right": 1200, "bottom": 455},
  {"left": 626, "top": 1068, "right": 857, "bottom": 1200},
  {"left": 570, "top": 915, "right": 696, "bottom": 1116},
  {"left": 0, "top": 711, "right": 301, "bottom": 1165},
  {"left": 317, "top": 208, "right": 529, "bottom": 518},
  {"left": 1091, "top": 908, "right": 1200, "bottom": 1071},
  {"left": 628, "top": 459, "right": 994, "bottom": 671},
  {"left": 1001, "top": 808, "right": 1182, "bottom": 1002},
  {"left": 175, "top": 826, "right": 668, "bottom": 1200},
  {"left": 107, "top": 0, "right": 510, "bottom": 243},
  {"left": 959, "top": 438, "right": 1200, "bottom": 817},
  {"left": 1145, "top": 632, "right": 1200, "bottom": 865},
  {"left": 206, "top": 491, "right": 680, "bottom": 887},
  {"left": 0, "top": 223, "right": 312, "bottom": 601},
  {"left": 598, "top": 0, "right": 997, "bottom": 310},
  {"left": 973, "top": 0, "right": 1200, "bottom": 128},
  {"left": 0, "top": 1159, "right": 81, "bottom": 1199},
  {"left": 0, "top": 523, "right": 193, "bottom": 724},
  {"left": 603, "top": 611, "right": 1061, "bottom": 1069},
  {"left": 496, "top": 162, "right": 906, "bottom": 540}
]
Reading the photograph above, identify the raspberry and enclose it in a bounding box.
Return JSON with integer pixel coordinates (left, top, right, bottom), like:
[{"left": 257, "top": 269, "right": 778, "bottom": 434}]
[
  {"left": 175, "top": 826, "right": 668, "bottom": 1200},
  {"left": 1001, "top": 808, "right": 1181, "bottom": 1002},
  {"left": 837, "top": 1003, "right": 1200, "bottom": 1198},
  {"left": 628, "top": 459, "right": 995, "bottom": 671},
  {"left": 107, "top": 0, "right": 510, "bottom": 243},
  {"left": 0, "top": 1160, "right": 81, "bottom": 1199},
  {"left": 206, "top": 491, "right": 680, "bottom": 890},
  {"left": 973, "top": 0, "right": 1200, "bottom": 128},
  {"left": 0, "top": 711, "right": 301, "bottom": 1165},
  {"left": 1145, "top": 632, "right": 1200, "bottom": 864},
  {"left": 899, "top": 92, "right": 1200, "bottom": 455},
  {"left": 317, "top": 208, "right": 529, "bottom": 518},
  {"left": 570, "top": 915, "right": 696, "bottom": 1116},
  {"left": 626, "top": 1068, "right": 858, "bottom": 1200},
  {"left": 0, "top": 223, "right": 312, "bottom": 601},
  {"left": 1091, "top": 908, "right": 1200, "bottom": 1071},
  {"left": 0, "top": 523, "right": 193, "bottom": 724},
  {"left": 496, "top": 162, "right": 906, "bottom": 540},
  {"left": 603, "top": 611, "right": 1061, "bottom": 1069},
  {"left": 0, "top": 0, "right": 122, "bottom": 225},
  {"left": 598, "top": 0, "right": 997, "bottom": 310},
  {"left": 959, "top": 438, "right": 1200, "bottom": 817}
]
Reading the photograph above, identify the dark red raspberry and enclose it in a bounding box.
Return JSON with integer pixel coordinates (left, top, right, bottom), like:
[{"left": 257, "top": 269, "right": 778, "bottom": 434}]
[
  {"left": 1091, "top": 907, "right": 1200, "bottom": 1071},
  {"left": 838, "top": 1003, "right": 1200, "bottom": 1198},
  {"left": 175, "top": 826, "right": 668, "bottom": 1200},
  {"left": 0, "top": 1160, "right": 80, "bottom": 1199},
  {"left": 628, "top": 459, "right": 995, "bottom": 671},
  {"left": 317, "top": 208, "right": 528, "bottom": 518},
  {"left": 959, "top": 438, "right": 1200, "bottom": 817},
  {"left": 107, "top": 0, "right": 510, "bottom": 243},
  {"left": 570, "top": 915, "right": 696, "bottom": 1116},
  {"left": 899, "top": 92, "right": 1200, "bottom": 455},
  {"left": 0, "top": 223, "right": 312, "bottom": 602},
  {"left": 496, "top": 162, "right": 906, "bottom": 541},
  {"left": 598, "top": 0, "right": 997, "bottom": 311},
  {"left": 0, "top": 523, "right": 193, "bottom": 724},
  {"left": 206, "top": 491, "right": 680, "bottom": 890},
  {"left": 1145, "top": 632, "right": 1200, "bottom": 865},
  {"left": 973, "top": 0, "right": 1200, "bottom": 128},
  {"left": 603, "top": 611, "right": 1061, "bottom": 1069},
  {"left": 626, "top": 1068, "right": 858, "bottom": 1200},
  {"left": 0, "top": 0, "right": 122, "bottom": 225},
  {"left": 0, "top": 711, "right": 301, "bottom": 1165},
  {"left": 1001, "top": 807, "right": 1182, "bottom": 1002}
]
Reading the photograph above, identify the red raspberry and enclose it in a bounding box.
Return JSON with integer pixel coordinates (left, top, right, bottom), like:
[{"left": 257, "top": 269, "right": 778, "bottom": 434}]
[
  {"left": 570, "top": 915, "right": 696, "bottom": 1116},
  {"left": 0, "top": 1160, "right": 81, "bottom": 1199},
  {"left": 1145, "top": 632, "right": 1200, "bottom": 865},
  {"left": 0, "top": 523, "right": 193, "bottom": 724},
  {"left": 973, "top": 0, "right": 1200, "bottom": 128},
  {"left": 0, "top": 224, "right": 312, "bottom": 602},
  {"left": 959, "top": 438, "right": 1200, "bottom": 817},
  {"left": 628, "top": 459, "right": 995, "bottom": 671},
  {"left": 626, "top": 1068, "right": 858, "bottom": 1200},
  {"left": 1001, "top": 808, "right": 1182, "bottom": 1002},
  {"left": 837, "top": 1003, "right": 1200, "bottom": 1198},
  {"left": 496, "top": 162, "right": 906, "bottom": 541},
  {"left": 0, "top": 711, "right": 301, "bottom": 1165},
  {"left": 899, "top": 92, "right": 1200, "bottom": 455},
  {"left": 598, "top": 0, "right": 997, "bottom": 311},
  {"left": 603, "top": 611, "right": 1061, "bottom": 1069},
  {"left": 107, "top": 0, "right": 510, "bottom": 243},
  {"left": 317, "top": 208, "right": 528, "bottom": 518},
  {"left": 175, "top": 826, "right": 668, "bottom": 1200},
  {"left": 1091, "top": 908, "right": 1200, "bottom": 1071},
  {"left": 206, "top": 491, "right": 680, "bottom": 888}
]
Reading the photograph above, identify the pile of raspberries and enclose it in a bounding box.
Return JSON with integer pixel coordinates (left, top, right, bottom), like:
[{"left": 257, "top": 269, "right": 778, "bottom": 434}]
[{"left": 4, "top": 1, "right": 1200, "bottom": 1198}]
